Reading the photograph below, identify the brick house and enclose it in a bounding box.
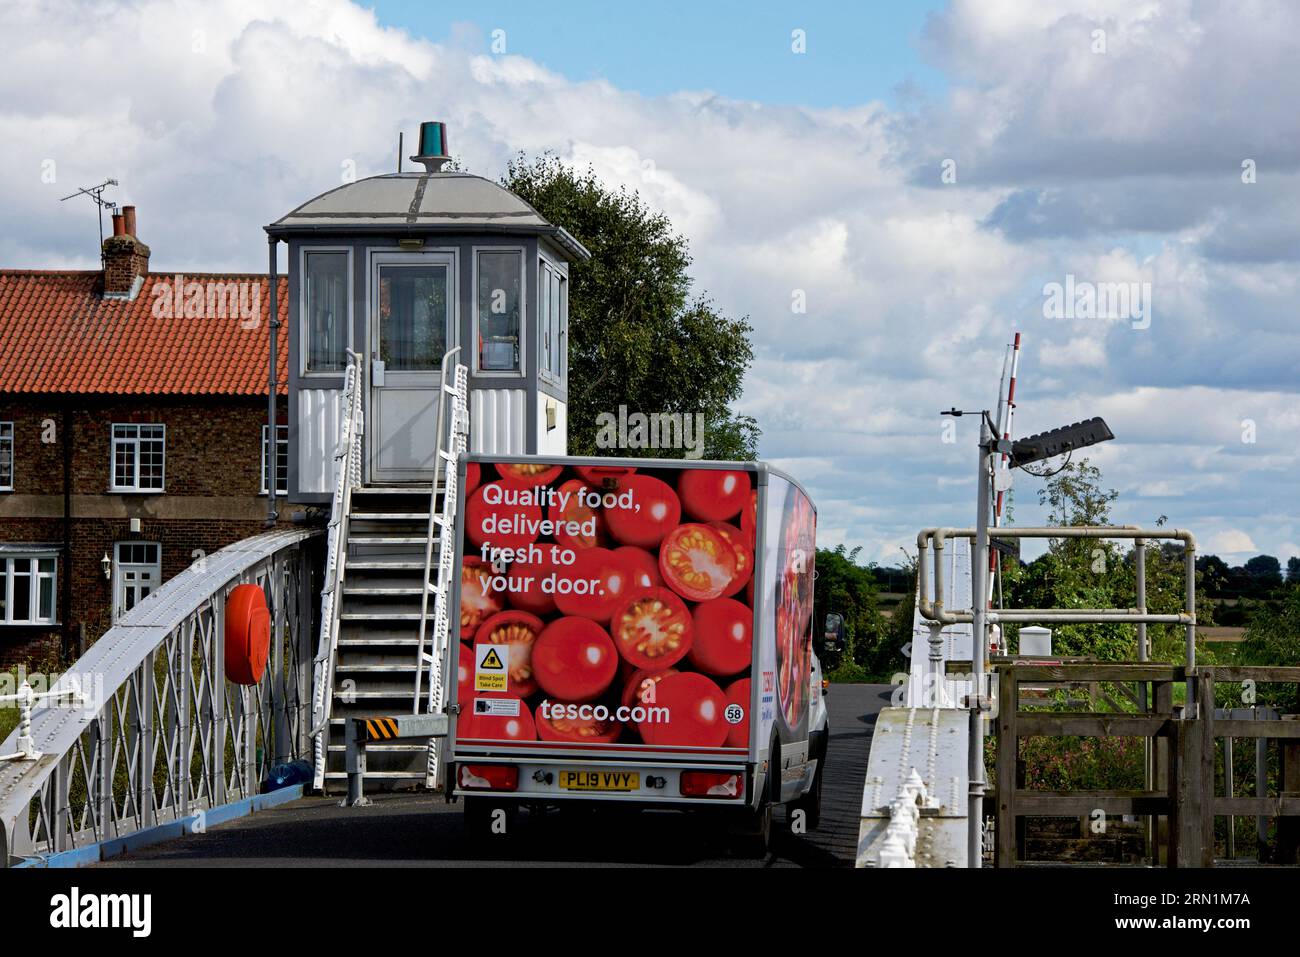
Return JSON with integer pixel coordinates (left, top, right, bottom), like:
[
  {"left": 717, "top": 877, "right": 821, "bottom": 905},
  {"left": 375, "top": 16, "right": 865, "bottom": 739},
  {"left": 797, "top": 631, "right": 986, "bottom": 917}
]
[{"left": 0, "top": 207, "right": 289, "bottom": 665}]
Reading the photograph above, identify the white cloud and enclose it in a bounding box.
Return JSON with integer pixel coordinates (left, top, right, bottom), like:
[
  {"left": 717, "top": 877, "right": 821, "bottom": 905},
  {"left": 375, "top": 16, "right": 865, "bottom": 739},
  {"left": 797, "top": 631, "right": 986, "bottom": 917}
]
[
  {"left": 1039, "top": 336, "right": 1107, "bottom": 368},
  {"left": 4, "top": 0, "right": 1298, "bottom": 564},
  {"left": 1206, "top": 530, "right": 1258, "bottom": 555}
]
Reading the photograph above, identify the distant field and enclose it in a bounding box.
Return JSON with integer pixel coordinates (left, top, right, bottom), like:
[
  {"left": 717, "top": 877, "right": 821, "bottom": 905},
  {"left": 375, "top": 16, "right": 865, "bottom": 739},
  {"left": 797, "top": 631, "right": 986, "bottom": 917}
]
[{"left": 1199, "top": 626, "right": 1246, "bottom": 641}]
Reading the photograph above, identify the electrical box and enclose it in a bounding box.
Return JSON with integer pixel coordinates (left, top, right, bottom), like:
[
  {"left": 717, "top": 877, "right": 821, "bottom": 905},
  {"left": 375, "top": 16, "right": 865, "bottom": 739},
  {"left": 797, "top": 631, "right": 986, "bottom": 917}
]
[{"left": 1019, "top": 626, "right": 1052, "bottom": 657}]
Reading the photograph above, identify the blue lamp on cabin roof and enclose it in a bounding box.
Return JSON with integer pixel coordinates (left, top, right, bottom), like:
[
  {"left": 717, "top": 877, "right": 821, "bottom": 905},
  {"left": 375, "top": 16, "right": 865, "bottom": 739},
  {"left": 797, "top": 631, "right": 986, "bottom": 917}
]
[{"left": 410, "top": 121, "right": 451, "bottom": 172}]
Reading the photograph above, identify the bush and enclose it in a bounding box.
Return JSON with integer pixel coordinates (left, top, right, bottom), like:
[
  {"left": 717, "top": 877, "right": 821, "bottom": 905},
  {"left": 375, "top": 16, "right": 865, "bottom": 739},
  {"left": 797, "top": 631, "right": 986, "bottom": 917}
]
[{"left": 1019, "top": 735, "right": 1146, "bottom": 791}]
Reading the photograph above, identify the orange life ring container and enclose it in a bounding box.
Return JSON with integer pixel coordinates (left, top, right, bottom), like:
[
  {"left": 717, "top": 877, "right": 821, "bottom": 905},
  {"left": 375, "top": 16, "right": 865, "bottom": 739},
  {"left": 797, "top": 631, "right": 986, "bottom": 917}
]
[{"left": 225, "top": 584, "right": 271, "bottom": 685}]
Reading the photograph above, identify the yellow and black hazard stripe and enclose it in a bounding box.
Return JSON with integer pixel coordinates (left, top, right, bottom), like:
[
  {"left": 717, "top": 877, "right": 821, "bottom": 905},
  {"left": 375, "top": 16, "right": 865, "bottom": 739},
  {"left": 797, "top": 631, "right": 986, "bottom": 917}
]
[{"left": 363, "top": 716, "right": 400, "bottom": 740}]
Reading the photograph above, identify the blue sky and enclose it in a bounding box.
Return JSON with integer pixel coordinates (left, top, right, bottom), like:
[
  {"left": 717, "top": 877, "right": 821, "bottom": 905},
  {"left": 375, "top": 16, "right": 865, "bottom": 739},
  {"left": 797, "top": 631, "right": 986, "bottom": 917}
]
[
  {"left": 5, "top": 0, "right": 1298, "bottom": 568},
  {"left": 370, "top": 0, "right": 949, "bottom": 109}
]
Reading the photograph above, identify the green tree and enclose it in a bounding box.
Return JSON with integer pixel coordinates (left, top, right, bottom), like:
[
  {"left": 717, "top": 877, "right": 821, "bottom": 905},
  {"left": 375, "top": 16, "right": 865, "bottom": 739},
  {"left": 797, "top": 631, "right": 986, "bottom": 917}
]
[
  {"left": 502, "top": 154, "right": 759, "bottom": 460},
  {"left": 1198, "top": 554, "right": 1232, "bottom": 596},
  {"left": 876, "top": 559, "right": 917, "bottom": 677},
  {"left": 1243, "top": 555, "right": 1283, "bottom": 590},
  {"left": 1236, "top": 587, "right": 1300, "bottom": 708},
  {"left": 812, "top": 544, "right": 888, "bottom": 677}
]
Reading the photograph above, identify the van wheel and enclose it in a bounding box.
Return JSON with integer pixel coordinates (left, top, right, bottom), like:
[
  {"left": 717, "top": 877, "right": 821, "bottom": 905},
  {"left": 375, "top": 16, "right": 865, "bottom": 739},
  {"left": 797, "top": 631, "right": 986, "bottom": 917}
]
[{"left": 730, "top": 800, "right": 772, "bottom": 858}]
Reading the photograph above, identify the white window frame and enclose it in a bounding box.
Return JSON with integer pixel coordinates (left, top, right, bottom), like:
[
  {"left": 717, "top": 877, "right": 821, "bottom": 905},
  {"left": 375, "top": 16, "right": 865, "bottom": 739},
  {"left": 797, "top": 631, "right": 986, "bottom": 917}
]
[
  {"left": 110, "top": 423, "right": 166, "bottom": 493},
  {"left": 261, "top": 423, "right": 289, "bottom": 495},
  {"left": 0, "top": 553, "right": 58, "bottom": 625},
  {"left": 0, "top": 421, "right": 12, "bottom": 491},
  {"left": 538, "top": 254, "right": 569, "bottom": 388},
  {"left": 472, "top": 245, "right": 527, "bottom": 377},
  {"left": 112, "top": 542, "right": 161, "bottom": 623},
  {"left": 300, "top": 245, "right": 354, "bottom": 378}
]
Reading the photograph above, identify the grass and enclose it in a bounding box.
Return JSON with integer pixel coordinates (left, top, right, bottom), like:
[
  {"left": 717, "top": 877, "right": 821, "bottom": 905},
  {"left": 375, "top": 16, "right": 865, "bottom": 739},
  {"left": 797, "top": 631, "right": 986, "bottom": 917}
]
[
  {"left": 0, "top": 703, "right": 18, "bottom": 744},
  {"left": 826, "top": 660, "right": 891, "bottom": 683}
]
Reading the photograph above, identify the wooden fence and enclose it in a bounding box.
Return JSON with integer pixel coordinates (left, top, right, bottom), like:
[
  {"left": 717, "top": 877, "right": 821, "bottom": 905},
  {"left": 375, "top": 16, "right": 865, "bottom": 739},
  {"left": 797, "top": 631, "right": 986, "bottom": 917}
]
[{"left": 986, "top": 662, "right": 1300, "bottom": 867}]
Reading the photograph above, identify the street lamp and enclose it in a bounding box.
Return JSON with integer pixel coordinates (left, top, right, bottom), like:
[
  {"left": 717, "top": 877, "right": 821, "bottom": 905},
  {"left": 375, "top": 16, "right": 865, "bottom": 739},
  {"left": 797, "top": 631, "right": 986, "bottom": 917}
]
[
  {"left": 101, "top": 552, "right": 112, "bottom": 580},
  {"left": 1008, "top": 416, "right": 1114, "bottom": 469}
]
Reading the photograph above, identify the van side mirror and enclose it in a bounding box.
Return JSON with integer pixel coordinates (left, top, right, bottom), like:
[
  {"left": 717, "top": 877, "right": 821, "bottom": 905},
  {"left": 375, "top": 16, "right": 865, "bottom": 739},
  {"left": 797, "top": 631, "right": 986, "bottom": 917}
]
[{"left": 823, "top": 613, "right": 845, "bottom": 653}]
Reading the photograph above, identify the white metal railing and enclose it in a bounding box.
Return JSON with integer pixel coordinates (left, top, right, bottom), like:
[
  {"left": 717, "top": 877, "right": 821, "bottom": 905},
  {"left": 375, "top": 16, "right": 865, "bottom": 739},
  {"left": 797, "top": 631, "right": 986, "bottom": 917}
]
[
  {"left": 310, "top": 350, "right": 365, "bottom": 790},
  {"left": 0, "top": 684, "right": 86, "bottom": 762},
  {"left": 0, "top": 530, "right": 318, "bottom": 864},
  {"left": 414, "top": 349, "right": 469, "bottom": 788}
]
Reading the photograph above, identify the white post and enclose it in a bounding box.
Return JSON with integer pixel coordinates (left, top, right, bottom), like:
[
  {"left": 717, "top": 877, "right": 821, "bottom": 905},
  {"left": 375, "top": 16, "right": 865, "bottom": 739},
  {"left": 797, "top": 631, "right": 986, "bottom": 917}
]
[
  {"left": 969, "top": 418, "right": 993, "bottom": 867},
  {"left": 16, "top": 681, "right": 38, "bottom": 759}
]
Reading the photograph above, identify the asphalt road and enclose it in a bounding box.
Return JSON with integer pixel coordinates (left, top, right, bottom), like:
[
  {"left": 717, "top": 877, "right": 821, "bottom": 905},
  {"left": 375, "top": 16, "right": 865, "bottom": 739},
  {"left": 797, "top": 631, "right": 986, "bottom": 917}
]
[{"left": 99, "top": 683, "right": 891, "bottom": 868}]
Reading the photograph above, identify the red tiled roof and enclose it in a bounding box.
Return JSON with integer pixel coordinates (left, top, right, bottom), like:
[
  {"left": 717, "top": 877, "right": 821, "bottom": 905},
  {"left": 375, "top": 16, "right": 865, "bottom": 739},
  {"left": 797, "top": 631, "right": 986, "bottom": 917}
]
[{"left": 0, "top": 271, "right": 289, "bottom": 396}]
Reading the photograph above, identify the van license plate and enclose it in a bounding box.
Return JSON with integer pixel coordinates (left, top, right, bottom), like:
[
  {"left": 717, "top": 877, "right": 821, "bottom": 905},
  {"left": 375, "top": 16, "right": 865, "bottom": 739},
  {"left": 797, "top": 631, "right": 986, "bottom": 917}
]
[{"left": 558, "top": 770, "right": 639, "bottom": 792}]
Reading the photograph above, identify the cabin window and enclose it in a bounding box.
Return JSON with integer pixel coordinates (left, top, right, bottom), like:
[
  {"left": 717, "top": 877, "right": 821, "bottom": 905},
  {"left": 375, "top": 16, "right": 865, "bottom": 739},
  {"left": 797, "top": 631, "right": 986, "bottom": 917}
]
[
  {"left": 539, "top": 259, "right": 568, "bottom": 385},
  {"left": 475, "top": 249, "right": 523, "bottom": 373},
  {"left": 304, "top": 250, "right": 349, "bottom": 374},
  {"left": 378, "top": 264, "right": 449, "bottom": 370}
]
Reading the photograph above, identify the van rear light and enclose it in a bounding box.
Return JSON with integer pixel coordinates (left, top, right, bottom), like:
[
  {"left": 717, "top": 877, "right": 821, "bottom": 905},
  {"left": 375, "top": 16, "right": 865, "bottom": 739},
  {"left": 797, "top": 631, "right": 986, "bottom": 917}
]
[
  {"left": 680, "top": 770, "right": 744, "bottom": 799},
  {"left": 459, "top": 764, "right": 519, "bottom": 791}
]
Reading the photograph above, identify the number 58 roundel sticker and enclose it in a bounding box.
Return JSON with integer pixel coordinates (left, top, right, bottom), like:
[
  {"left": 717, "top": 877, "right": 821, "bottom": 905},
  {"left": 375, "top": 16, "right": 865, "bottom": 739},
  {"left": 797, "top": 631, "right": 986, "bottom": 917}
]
[{"left": 724, "top": 703, "right": 745, "bottom": 725}]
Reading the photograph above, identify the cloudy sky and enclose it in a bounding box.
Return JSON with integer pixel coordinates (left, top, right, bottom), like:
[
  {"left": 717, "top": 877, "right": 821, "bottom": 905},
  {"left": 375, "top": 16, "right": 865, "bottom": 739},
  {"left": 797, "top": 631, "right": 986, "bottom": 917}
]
[{"left": 5, "top": 0, "right": 1298, "bottom": 566}]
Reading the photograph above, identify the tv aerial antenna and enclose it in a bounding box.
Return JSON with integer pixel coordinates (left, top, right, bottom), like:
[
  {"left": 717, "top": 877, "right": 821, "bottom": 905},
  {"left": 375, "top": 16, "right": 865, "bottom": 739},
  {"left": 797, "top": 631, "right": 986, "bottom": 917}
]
[{"left": 60, "top": 178, "right": 119, "bottom": 265}]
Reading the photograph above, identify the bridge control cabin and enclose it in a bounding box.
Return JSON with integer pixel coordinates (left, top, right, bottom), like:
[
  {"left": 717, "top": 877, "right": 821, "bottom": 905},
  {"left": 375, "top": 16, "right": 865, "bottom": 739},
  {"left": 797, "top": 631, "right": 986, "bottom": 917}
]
[{"left": 267, "top": 122, "right": 589, "bottom": 500}]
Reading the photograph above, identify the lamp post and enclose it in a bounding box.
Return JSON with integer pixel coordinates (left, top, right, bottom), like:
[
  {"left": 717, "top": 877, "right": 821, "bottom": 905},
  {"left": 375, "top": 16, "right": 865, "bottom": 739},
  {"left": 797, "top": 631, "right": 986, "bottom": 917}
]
[
  {"left": 957, "top": 412, "right": 1115, "bottom": 867},
  {"left": 969, "top": 414, "right": 993, "bottom": 867}
]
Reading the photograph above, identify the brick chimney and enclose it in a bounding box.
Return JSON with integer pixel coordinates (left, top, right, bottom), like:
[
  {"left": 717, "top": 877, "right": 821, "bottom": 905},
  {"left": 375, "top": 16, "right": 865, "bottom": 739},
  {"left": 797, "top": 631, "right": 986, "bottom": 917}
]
[{"left": 102, "top": 204, "right": 150, "bottom": 299}]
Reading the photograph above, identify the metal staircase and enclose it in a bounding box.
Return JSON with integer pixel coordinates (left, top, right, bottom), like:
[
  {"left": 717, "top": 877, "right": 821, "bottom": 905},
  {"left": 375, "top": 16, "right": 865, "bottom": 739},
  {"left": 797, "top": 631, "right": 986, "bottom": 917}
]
[
  {"left": 324, "top": 486, "right": 439, "bottom": 788},
  {"left": 312, "top": 349, "right": 469, "bottom": 793}
]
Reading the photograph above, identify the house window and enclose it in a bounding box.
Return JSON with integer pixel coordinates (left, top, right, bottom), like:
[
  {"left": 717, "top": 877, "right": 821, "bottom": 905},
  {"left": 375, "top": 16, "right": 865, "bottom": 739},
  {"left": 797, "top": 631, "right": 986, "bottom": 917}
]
[
  {"left": 475, "top": 249, "right": 523, "bottom": 373},
  {"left": 111, "top": 424, "right": 165, "bottom": 492},
  {"left": 113, "top": 542, "right": 161, "bottom": 622},
  {"left": 539, "top": 260, "right": 568, "bottom": 384},
  {"left": 304, "top": 250, "right": 349, "bottom": 374},
  {"left": 0, "top": 554, "right": 57, "bottom": 625},
  {"left": 262, "top": 424, "right": 289, "bottom": 495},
  {"left": 0, "top": 421, "right": 12, "bottom": 491}
]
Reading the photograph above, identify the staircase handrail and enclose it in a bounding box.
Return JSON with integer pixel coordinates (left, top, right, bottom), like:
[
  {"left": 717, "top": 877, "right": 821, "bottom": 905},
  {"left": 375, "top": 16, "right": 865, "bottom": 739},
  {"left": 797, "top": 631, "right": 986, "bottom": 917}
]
[
  {"left": 415, "top": 349, "right": 468, "bottom": 788},
  {"left": 310, "top": 349, "right": 364, "bottom": 789}
]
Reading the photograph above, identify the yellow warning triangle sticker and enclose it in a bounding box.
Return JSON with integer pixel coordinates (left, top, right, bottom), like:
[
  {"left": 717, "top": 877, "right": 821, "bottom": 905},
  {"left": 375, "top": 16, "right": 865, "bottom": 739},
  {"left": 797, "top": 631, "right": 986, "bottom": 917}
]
[{"left": 480, "top": 647, "right": 505, "bottom": 670}]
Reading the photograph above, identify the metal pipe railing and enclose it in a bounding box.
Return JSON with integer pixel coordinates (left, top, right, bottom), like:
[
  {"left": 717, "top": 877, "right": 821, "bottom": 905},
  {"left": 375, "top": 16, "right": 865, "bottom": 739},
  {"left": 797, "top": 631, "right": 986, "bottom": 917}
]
[{"left": 918, "top": 526, "right": 1198, "bottom": 649}]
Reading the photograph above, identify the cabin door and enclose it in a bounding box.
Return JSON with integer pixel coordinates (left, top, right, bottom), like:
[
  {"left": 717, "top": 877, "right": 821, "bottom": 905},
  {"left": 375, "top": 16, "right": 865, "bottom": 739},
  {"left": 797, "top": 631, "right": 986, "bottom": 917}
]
[{"left": 367, "top": 250, "right": 456, "bottom": 484}]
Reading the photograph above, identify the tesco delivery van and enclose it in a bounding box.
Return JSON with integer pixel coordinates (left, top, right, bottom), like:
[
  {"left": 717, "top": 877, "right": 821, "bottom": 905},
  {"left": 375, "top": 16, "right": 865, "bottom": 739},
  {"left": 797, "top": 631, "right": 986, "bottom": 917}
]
[{"left": 447, "top": 455, "right": 828, "bottom": 852}]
